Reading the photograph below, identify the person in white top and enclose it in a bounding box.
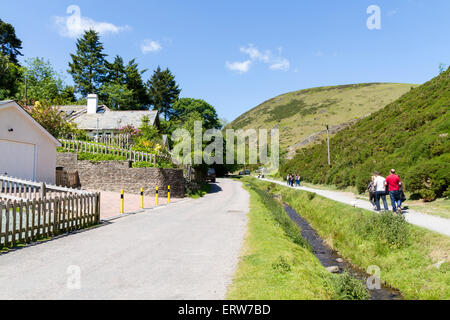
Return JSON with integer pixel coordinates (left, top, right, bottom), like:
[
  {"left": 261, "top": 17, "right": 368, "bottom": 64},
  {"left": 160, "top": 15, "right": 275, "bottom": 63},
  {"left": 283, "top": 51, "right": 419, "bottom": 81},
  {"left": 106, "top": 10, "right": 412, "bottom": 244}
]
[{"left": 373, "top": 171, "right": 389, "bottom": 211}]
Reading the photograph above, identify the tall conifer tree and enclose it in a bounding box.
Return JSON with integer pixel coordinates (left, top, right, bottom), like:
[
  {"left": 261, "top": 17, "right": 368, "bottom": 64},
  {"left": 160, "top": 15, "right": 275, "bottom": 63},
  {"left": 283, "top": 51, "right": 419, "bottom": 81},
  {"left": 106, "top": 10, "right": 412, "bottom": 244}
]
[
  {"left": 68, "top": 30, "right": 107, "bottom": 96},
  {"left": 146, "top": 66, "right": 181, "bottom": 120}
]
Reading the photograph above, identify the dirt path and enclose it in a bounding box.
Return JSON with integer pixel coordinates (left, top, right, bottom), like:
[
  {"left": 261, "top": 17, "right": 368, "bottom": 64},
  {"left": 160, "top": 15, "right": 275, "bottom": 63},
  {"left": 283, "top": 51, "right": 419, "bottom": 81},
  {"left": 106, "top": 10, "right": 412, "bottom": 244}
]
[{"left": 261, "top": 178, "right": 450, "bottom": 237}]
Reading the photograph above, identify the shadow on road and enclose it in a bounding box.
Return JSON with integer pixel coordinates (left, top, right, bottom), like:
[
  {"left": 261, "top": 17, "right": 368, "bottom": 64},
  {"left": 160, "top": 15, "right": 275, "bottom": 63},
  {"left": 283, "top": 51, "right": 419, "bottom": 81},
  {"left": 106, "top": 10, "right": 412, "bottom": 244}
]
[{"left": 209, "top": 182, "right": 223, "bottom": 194}]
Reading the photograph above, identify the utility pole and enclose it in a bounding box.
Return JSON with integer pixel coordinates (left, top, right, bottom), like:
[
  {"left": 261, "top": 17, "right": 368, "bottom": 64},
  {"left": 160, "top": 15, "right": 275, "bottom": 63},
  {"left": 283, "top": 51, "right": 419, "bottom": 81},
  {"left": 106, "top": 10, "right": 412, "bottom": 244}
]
[{"left": 326, "top": 124, "right": 331, "bottom": 166}]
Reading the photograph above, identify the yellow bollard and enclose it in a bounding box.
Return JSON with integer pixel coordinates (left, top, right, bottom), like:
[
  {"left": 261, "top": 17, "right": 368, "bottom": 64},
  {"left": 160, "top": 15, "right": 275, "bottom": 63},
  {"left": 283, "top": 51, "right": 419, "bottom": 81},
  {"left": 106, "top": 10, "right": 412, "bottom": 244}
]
[
  {"left": 140, "top": 188, "right": 144, "bottom": 209},
  {"left": 168, "top": 185, "right": 171, "bottom": 204},
  {"left": 155, "top": 186, "right": 159, "bottom": 206},
  {"left": 120, "top": 189, "right": 124, "bottom": 214}
]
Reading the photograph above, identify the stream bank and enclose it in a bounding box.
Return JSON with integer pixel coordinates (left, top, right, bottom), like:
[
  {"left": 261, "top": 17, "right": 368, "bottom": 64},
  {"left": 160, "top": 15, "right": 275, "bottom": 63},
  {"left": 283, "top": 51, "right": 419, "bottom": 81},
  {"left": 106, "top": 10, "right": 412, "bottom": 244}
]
[{"left": 283, "top": 203, "right": 403, "bottom": 300}]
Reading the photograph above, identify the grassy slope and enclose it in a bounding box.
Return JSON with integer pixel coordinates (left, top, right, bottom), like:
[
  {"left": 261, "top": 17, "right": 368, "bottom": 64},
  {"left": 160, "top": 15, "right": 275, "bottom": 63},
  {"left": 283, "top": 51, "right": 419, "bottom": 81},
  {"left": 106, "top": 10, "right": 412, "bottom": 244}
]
[
  {"left": 254, "top": 179, "right": 450, "bottom": 299},
  {"left": 227, "top": 178, "right": 334, "bottom": 299},
  {"left": 281, "top": 69, "right": 450, "bottom": 199},
  {"left": 228, "top": 83, "right": 416, "bottom": 149}
]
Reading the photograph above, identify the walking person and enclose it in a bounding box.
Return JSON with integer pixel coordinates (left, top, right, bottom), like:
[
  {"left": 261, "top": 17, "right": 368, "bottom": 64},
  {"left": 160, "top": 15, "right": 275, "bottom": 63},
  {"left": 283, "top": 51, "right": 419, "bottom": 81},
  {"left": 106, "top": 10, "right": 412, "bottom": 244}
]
[
  {"left": 286, "top": 174, "right": 290, "bottom": 186},
  {"left": 368, "top": 176, "right": 376, "bottom": 210},
  {"left": 373, "top": 171, "right": 389, "bottom": 211},
  {"left": 385, "top": 169, "right": 403, "bottom": 214}
]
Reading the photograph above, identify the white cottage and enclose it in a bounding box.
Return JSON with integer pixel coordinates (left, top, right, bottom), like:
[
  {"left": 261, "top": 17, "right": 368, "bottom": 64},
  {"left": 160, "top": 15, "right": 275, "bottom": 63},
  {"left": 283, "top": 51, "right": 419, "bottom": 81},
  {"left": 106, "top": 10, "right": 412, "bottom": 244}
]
[
  {"left": 58, "top": 94, "right": 160, "bottom": 139},
  {"left": 0, "top": 100, "right": 61, "bottom": 183}
]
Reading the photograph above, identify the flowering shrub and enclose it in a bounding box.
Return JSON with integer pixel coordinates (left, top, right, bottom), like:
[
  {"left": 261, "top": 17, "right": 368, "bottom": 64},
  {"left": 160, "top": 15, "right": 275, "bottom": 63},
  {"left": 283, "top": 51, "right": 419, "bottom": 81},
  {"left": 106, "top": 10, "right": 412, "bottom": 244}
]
[{"left": 119, "top": 125, "right": 142, "bottom": 138}]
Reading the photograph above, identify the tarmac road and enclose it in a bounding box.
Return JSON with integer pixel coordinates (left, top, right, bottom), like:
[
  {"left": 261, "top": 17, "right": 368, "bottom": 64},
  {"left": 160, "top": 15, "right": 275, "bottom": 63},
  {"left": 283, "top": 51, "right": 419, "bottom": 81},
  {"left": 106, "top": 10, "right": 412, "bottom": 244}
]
[{"left": 0, "top": 178, "right": 249, "bottom": 299}]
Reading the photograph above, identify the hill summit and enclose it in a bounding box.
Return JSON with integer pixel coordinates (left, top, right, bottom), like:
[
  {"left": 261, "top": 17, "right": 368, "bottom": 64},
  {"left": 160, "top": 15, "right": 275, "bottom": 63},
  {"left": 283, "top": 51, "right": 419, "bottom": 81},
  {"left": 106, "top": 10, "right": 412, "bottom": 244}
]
[
  {"left": 281, "top": 69, "right": 450, "bottom": 200},
  {"left": 228, "top": 83, "right": 417, "bottom": 152}
]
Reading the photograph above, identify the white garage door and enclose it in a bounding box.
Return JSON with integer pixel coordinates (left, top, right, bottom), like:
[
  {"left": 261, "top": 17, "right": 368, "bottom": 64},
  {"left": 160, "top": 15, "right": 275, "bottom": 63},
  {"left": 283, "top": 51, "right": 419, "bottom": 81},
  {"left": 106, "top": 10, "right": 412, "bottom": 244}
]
[{"left": 0, "top": 139, "right": 36, "bottom": 181}]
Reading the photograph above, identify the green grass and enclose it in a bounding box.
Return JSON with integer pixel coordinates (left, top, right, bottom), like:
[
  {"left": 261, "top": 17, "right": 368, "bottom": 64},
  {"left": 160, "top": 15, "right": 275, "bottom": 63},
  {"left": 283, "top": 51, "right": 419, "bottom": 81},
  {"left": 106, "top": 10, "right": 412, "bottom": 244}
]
[
  {"left": 227, "top": 177, "right": 371, "bottom": 300},
  {"left": 281, "top": 69, "right": 450, "bottom": 201},
  {"left": 226, "top": 179, "right": 334, "bottom": 299},
  {"left": 228, "top": 83, "right": 416, "bottom": 150},
  {"left": 251, "top": 178, "right": 450, "bottom": 299}
]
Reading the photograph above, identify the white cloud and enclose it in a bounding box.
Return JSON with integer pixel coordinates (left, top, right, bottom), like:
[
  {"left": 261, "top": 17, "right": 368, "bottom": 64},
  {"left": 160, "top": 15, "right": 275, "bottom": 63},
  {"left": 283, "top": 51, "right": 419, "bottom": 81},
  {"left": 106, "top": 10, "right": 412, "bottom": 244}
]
[
  {"left": 54, "top": 5, "right": 130, "bottom": 38},
  {"left": 269, "top": 58, "right": 290, "bottom": 71},
  {"left": 141, "top": 40, "right": 162, "bottom": 54},
  {"left": 225, "top": 60, "right": 252, "bottom": 74},
  {"left": 227, "top": 44, "right": 290, "bottom": 73},
  {"left": 387, "top": 9, "right": 398, "bottom": 16},
  {"left": 240, "top": 44, "right": 270, "bottom": 62}
]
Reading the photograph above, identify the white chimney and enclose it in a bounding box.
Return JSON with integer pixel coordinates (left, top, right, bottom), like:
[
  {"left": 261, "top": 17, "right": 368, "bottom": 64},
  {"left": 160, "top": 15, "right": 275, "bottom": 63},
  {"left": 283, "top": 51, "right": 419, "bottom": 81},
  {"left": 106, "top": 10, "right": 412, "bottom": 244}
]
[{"left": 87, "top": 94, "right": 98, "bottom": 114}]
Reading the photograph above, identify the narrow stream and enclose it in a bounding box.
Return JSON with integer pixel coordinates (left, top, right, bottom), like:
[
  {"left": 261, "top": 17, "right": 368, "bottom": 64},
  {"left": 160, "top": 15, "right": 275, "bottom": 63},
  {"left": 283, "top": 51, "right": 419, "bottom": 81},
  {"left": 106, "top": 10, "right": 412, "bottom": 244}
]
[{"left": 283, "top": 203, "right": 403, "bottom": 300}]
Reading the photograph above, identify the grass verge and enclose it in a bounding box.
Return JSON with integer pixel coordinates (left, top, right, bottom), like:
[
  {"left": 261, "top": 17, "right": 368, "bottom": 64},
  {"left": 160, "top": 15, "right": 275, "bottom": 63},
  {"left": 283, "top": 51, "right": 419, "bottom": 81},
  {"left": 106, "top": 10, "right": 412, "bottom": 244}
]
[
  {"left": 227, "top": 177, "right": 369, "bottom": 300},
  {"left": 253, "top": 178, "right": 450, "bottom": 299}
]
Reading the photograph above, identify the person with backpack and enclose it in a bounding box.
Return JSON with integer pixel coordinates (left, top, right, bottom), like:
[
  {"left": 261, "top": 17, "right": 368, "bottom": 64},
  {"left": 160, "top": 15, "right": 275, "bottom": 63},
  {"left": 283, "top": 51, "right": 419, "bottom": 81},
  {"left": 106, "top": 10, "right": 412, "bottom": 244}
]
[
  {"left": 368, "top": 175, "right": 376, "bottom": 210},
  {"left": 385, "top": 169, "right": 403, "bottom": 214},
  {"left": 373, "top": 171, "right": 389, "bottom": 211}
]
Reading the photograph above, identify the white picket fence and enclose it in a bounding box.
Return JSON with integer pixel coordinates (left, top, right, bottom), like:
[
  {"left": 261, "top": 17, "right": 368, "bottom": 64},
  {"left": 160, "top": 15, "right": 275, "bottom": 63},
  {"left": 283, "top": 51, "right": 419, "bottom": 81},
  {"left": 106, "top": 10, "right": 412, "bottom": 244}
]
[
  {"left": 0, "top": 175, "right": 100, "bottom": 248},
  {"left": 60, "top": 139, "right": 158, "bottom": 164},
  {"left": 95, "top": 134, "right": 132, "bottom": 149}
]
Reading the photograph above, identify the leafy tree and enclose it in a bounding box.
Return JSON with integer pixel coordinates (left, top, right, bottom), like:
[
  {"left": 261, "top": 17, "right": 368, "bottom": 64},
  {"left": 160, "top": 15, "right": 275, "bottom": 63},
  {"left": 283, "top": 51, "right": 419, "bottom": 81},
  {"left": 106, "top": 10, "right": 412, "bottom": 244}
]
[
  {"left": 139, "top": 115, "right": 160, "bottom": 142},
  {"left": 146, "top": 66, "right": 181, "bottom": 120},
  {"left": 58, "top": 85, "right": 77, "bottom": 104},
  {"left": 19, "top": 57, "right": 64, "bottom": 103},
  {"left": 104, "top": 56, "right": 149, "bottom": 110},
  {"left": 0, "top": 53, "right": 23, "bottom": 100},
  {"left": 172, "top": 98, "right": 221, "bottom": 130},
  {"left": 0, "top": 19, "right": 23, "bottom": 64},
  {"left": 25, "top": 101, "right": 73, "bottom": 138},
  {"left": 68, "top": 30, "right": 107, "bottom": 97},
  {"left": 99, "top": 83, "right": 134, "bottom": 110}
]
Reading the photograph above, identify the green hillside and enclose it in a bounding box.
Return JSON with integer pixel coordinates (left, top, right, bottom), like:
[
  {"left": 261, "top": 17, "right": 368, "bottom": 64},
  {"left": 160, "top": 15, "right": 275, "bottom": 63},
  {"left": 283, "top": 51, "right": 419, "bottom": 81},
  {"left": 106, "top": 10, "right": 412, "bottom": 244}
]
[
  {"left": 281, "top": 69, "right": 450, "bottom": 200},
  {"left": 228, "top": 83, "right": 417, "bottom": 151}
]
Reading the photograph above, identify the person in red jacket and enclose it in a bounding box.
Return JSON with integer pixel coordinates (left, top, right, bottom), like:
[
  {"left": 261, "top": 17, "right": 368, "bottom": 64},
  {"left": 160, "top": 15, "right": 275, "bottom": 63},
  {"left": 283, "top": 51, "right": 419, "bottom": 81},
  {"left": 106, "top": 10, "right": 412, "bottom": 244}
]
[{"left": 385, "top": 169, "right": 403, "bottom": 214}]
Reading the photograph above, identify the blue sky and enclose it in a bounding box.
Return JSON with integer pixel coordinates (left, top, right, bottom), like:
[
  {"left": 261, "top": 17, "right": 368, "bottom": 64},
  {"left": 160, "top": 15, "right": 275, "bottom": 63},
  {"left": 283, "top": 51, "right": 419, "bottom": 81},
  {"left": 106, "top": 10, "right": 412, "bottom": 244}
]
[{"left": 1, "top": 0, "right": 449, "bottom": 121}]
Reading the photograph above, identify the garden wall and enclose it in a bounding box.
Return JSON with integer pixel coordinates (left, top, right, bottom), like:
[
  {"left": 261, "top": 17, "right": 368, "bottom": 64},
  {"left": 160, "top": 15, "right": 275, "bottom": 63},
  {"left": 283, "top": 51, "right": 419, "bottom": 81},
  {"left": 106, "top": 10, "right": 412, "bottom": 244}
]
[{"left": 56, "top": 153, "right": 185, "bottom": 197}]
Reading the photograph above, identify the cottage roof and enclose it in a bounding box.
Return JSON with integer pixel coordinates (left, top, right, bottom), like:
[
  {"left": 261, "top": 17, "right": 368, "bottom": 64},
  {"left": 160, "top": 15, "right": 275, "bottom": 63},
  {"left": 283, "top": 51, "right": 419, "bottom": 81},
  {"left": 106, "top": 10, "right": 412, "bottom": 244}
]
[{"left": 55, "top": 105, "right": 158, "bottom": 130}]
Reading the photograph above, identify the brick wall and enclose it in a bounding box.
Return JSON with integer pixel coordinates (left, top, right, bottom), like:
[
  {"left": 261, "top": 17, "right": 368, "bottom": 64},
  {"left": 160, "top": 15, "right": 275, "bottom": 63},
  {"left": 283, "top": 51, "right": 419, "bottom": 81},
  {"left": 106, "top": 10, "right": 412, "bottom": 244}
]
[{"left": 57, "top": 153, "right": 185, "bottom": 197}]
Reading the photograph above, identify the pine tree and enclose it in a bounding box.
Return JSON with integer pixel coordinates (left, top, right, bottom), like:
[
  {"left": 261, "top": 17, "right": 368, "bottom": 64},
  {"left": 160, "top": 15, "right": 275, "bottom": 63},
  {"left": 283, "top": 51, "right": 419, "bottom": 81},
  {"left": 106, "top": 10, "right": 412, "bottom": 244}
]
[
  {"left": 146, "top": 66, "right": 181, "bottom": 120},
  {"left": 125, "top": 59, "right": 150, "bottom": 109},
  {"left": 106, "top": 55, "right": 126, "bottom": 85},
  {"left": 68, "top": 30, "right": 107, "bottom": 97},
  {"left": 0, "top": 19, "right": 23, "bottom": 65}
]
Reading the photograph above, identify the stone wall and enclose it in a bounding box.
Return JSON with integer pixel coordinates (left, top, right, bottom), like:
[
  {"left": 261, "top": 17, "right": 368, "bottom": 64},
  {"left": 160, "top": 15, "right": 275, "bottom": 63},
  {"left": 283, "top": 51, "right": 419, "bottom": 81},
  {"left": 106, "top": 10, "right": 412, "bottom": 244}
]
[{"left": 56, "top": 153, "right": 185, "bottom": 197}]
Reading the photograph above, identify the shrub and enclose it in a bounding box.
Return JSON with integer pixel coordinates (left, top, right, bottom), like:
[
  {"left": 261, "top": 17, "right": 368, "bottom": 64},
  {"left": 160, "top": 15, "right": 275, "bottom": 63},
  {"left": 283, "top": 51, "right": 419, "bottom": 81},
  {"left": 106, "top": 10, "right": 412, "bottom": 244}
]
[
  {"left": 329, "top": 272, "right": 370, "bottom": 300},
  {"left": 307, "top": 192, "right": 316, "bottom": 201},
  {"left": 77, "top": 152, "right": 126, "bottom": 162},
  {"left": 132, "top": 161, "right": 156, "bottom": 168},
  {"left": 272, "top": 256, "right": 292, "bottom": 273},
  {"left": 356, "top": 211, "right": 410, "bottom": 249}
]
